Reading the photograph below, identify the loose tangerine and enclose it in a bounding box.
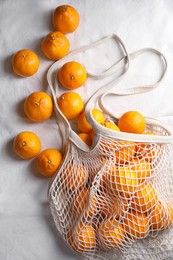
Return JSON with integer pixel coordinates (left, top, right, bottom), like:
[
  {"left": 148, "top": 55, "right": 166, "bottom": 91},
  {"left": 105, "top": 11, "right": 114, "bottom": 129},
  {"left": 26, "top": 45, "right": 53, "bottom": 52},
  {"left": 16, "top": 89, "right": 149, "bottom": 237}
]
[
  {"left": 118, "top": 111, "right": 146, "bottom": 134},
  {"left": 24, "top": 91, "right": 54, "bottom": 122},
  {"left": 12, "top": 49, "right": 40, "bottom": 77},
  {"left": 52, "top": 5, "right": 80, "bottom": 34},
  {"left": 58, "top": 61, "right": 87, "bottom": 90},
  {"left": 58, "top": 92, "right": 84, "bottom": 120},
  {"left": 36, "top": 148, "right": 62, "bottom": 177},
  {"left": 41, "top": 31, "right": 70, "bottom": 61},
  {"left": 13, "top": 131, "right": 41, "bottom": 159}
]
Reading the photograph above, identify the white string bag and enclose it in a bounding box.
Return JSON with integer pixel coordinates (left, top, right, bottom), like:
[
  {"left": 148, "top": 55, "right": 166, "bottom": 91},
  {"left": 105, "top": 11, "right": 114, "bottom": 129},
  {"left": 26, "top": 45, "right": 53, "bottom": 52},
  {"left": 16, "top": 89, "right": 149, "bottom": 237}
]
[{"left": 47, "top": 34, "right": 173, "bottom": 260}]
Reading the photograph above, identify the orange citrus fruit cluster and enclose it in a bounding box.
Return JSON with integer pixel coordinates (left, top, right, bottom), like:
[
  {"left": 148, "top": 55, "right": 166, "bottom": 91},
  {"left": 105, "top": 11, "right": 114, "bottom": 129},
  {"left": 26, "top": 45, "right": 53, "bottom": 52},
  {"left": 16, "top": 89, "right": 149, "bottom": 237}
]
[
  {"left": 12, "top": 4, "right": 81, "bottom": 175},
  {"left": 12, "top": 5, "right": 80, "bottom": 77},
  {"left": 58, "top": 108, "right": 172, "bottom": 253},
  {"left": 62, "top": 154, "right": 173, "bottom": 253},
  {"left": 13, "top": 89, "right": 63, "bottom": 177}
]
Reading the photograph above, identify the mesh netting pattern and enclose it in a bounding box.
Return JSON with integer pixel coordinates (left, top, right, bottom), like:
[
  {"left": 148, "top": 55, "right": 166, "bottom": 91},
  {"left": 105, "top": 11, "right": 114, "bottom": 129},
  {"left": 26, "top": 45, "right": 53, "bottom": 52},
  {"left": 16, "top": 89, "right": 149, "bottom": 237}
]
[{"left": 48, "top": 123, "right": 173, "bottom": 260}]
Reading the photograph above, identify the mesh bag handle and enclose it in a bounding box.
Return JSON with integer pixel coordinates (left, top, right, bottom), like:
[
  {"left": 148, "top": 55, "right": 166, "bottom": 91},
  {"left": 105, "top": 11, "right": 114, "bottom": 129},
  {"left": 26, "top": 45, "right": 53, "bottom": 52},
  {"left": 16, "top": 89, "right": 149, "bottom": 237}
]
[{"left": 47, "top": 34, "right": 130, "bottom": 151}]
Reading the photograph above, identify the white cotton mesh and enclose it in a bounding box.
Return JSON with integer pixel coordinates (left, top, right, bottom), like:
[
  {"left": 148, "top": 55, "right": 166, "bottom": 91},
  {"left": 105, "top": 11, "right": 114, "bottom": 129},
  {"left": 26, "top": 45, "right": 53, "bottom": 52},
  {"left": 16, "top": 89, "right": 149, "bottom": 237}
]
[{"left": 48, "top": 123, "right": 173, "bottom": 260}]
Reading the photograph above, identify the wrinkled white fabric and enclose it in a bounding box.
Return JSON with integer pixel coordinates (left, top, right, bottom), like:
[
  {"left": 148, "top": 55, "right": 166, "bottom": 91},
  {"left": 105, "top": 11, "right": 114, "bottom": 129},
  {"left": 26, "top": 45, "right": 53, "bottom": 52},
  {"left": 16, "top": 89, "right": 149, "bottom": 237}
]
[{"left": 1, "top": 0, "right": 173, "bottom": 259}]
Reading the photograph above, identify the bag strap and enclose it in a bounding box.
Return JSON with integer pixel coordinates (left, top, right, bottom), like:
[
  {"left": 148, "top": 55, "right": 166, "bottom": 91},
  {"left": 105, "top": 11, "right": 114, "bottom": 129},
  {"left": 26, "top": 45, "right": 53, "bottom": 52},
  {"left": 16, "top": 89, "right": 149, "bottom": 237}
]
[
  {"left": 47, "top": 34, "right": 130, "bottom": 151},
  {"left": 85, "top": 48, "right": 167, "bottom": 117},
  {"left": 84, "top": 47, "right": 173, "bottom": 143}
]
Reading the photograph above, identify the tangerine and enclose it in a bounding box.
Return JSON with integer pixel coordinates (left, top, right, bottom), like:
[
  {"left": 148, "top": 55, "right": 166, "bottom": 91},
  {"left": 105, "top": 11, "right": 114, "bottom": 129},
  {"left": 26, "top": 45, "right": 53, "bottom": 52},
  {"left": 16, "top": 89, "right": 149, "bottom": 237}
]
[
  {"left": 36, "top": 148, "right": 62, "bottom": 177},
  {"left": 118, "top": 111, "right": 146, "bottom": 134},
  {"left": 102, "top": 121, "right": 120, "bottom": 131},
  {"left": 104, "top": 164, "right": 140, "bottom": 198},
  {"left": 78, "top": 133, "right": 93, "bottom": 147},
  {"left": 131, "top": 183, "right": 158, "bottom": 213},
  {"left": 58, "top": 92, "right": 84, "bottom": 120},
  {"left": 63, "top": 163, "right": 87, "bottom": 191},
  {"left": 70, "top": 223, "right": 96, "bottom": 253},
  {"left": 58, "top": 61, "right": 87, "bottom": 90},
  {"left": 24, "top": 91, "right": 53, "bottom": 122},
  {"left": 12, "top": 49, "right": 40, "bottom": 77},
  {"left": 92, "top": 108, "right": 105, "bottom": 124},
  {"left": 129, "top": 158, "right": 151, "bottom": 179},
  {"left": 77, "top": 111, "right": 93, "bottom": 133},
  {"left": 52, "top": 5, "right": 80, "bottom": 34},
  {"left": 41, "top": 31, "right": 70, "bottom": 61},
  {"left": 98, "top": 219, "right": 125, "bottom": 248},
  {"left": 13, "top": 131, "right": 41, "bottom": 159},
  {"left": 124, "top": 210, "right": 149, "bottom": 238}
]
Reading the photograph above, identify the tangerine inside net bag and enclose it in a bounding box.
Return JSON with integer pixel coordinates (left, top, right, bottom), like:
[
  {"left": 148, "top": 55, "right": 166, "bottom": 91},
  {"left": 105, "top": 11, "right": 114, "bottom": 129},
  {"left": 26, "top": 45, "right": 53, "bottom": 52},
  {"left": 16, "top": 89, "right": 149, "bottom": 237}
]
[{"left": 47, "top": 34, "right": 173, "bottom": 260}]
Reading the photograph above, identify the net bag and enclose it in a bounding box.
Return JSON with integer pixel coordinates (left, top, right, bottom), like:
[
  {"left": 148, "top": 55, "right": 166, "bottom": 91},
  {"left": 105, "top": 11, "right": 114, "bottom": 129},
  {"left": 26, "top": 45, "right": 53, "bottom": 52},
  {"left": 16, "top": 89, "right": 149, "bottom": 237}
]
[{"left": 47, "top": 34, "right": 173, "bottom": 259}]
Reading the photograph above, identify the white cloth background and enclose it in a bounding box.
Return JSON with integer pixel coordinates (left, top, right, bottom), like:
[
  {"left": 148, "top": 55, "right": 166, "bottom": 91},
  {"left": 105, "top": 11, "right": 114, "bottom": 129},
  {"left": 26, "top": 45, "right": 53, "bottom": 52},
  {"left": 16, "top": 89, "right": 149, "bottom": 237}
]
[{"left": 1, "top": 0, "right": 173, "bottom": 259}]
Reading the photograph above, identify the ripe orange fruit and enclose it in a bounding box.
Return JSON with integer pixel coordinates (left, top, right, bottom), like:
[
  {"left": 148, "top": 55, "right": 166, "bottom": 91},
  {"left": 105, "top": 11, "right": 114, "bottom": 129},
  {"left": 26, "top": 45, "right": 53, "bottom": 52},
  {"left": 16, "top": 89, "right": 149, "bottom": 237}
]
[
  {"left": 52, "top": 5, "right": 80, "bottom": 34},
  {"left": 118, "top": 111, "right": 146, "bottom": 134},
  {"left": 102, "top": 121, "right": 120, "bottom": 131},
  {"left": 98, "top": 219, "right": 125, "bottom": 248},
  {"left": 24, "top": 92, "right": 54, "bottom": 122},
  {"left": 77, "top": 111, "right": 93, "bottom": 133},
  {"left": 73, "top": 188, "right": 90, "bottom": 216},
  {"left": 41, "top": 31, "right": 70, "bottom": 61},
  {"left": 124, "top": 210, "right": 149, "bottom": 238},
  {"left": 69, "top": 223, "right": 96, "bottom": 253},
  {"left": 12, "top": 49, "right": 40, "bottom": 77},
  {"left": 131, "top": 183, "right": 158, "bottom": 213},
  {"left": 150, "top": 201, "right": 166, "bottom": 230},
  {"left": 58, "top": 92, "right": 84, "bottom": 120},
  {"left": 58, "top": 61, "right": 87, "bottom": 90},
  {"left": 128, "top": 158, "right": 151, "bottom": 179},
  {"left": 104, "top": 164, "right": 140, "bottom": 198},
  {"left": 13, "top": 131, "right": 41, "bottom": 159},
  {"left": 78, "top": 133, "right": 93, "bottom": 147},
  {"left": 36, "top": 148, "right": 62, "bottom": 177},
  {"left": 63, "top": 163, "right": 87, "bottom": 191},
  {"left": 92, "top": 109, "right": 105, "bottom": 124},
  {"left": 114, "top": 141, "right": 136, "bottom": 164}
]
